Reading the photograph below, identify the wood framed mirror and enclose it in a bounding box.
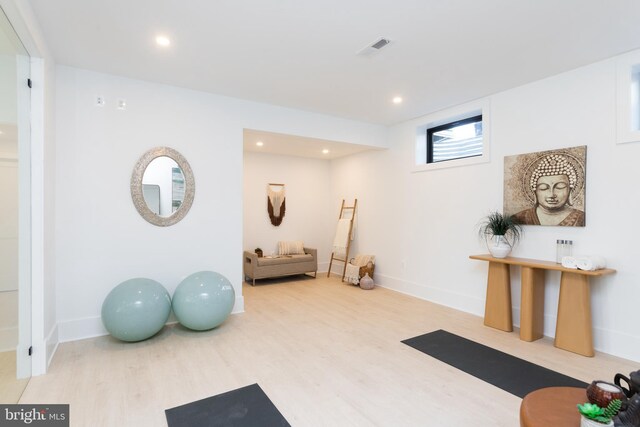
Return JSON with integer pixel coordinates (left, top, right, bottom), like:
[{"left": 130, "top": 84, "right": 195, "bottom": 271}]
[{"left": 130, "top": 147, "right": 195, "bottom": 226}]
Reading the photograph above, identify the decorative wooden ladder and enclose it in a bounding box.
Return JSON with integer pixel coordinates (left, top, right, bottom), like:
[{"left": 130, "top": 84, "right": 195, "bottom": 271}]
[{"left": 327, "top": 199, "right": 358, "bottom": 281}]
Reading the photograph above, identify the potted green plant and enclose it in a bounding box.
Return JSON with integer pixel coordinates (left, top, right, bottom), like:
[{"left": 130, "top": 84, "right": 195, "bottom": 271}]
[
  {"left": 254, "top": 247, "right": 263, "bottom": 258},
  {"left": 577, "top": 399, "right": 621, "bottom": 427},
  {"left": 478, "top": 211, "right": 523, "bottom": 258}
]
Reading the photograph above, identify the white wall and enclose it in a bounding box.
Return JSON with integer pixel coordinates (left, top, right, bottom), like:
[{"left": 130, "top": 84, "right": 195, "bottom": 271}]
[
  {"left": 0, "top": 291, "right": 17, "bottom": 351},
  {"left": 0, "top": 156, "right": 18, "bottom": 353},
  {"left": 0, "top": 159, "right": 18, "bottom": 350},
  {"left": 42, "top": 17, "right": 640, "bottom": 365},
  {"left": 55, "top": 66, "right": 386, "bottom": 342},
  {"left": 243, "top": 151, "right": 334, "bottom": 270},
  {"left": 0, "top": 54, "right": 17, "bottom": 123},
  {"left": 40, "top": 56, "right": 57, "bottom": 370},
  {"left": 0, "top": 159, "right": 18, "bottom": 292},
  {"left": 332, "top": 53, "right": 640, "bottom": 362}
]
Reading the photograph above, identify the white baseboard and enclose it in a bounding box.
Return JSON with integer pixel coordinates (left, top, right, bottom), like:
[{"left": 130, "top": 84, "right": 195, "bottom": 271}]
[
  {"left": 58, "top": 316, "right": 106, "bottom": 343},
  {"left": 45, "top": 323, "right": 58, "bottom": 370},
  {"left": 592, "top": 326, "right": 640, "bottom": 362},
  {"left": 511, "top": 307, "right": 640, "bottom": 362},
  {"left": 232, "top": 295, "right": 244, "bottom": 314},
  {"left": 317, "top": 261, "right": 330, "bottom": 273},
  {"left": 374, "top": 273, "right": 485, "bottom": 318},
  {"left": 378, "top": 274, "right": 640, "bottom": 363},
  {"left": 0, "top": 325, "right": 17, "bottom": 352},
  {"left": 58, "top": 295, "right": 245, "bottom": 343}
]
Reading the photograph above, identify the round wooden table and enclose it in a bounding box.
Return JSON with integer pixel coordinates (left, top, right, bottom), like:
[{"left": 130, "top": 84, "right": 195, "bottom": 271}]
[{"left": 520, "top": 387, "right": 587, "bottom": 427}]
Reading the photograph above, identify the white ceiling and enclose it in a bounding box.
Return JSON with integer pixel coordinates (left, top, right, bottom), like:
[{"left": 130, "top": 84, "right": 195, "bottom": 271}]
[
  {"left": 0, "top": 8, "right": 27, "bottom": 56},
  {"left": 31, "top": 0, "right": 640, "bottom": 124},
  {"left": 28, "top": 0, "right": 640, "bottom": 127},
  {"left": 243, "top": 129, "right": 381, "bottom": 160}
]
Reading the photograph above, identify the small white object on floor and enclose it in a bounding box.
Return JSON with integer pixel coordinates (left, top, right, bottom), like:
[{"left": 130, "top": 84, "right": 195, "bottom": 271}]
[{"left": 344, "top": 263, "right": 361, "bottom": 284}]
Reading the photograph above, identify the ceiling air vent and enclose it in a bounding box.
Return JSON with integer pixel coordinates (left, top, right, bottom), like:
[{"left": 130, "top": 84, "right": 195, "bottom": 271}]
[
  {"left": 357, "top": 37, "right": 392, "bottom": 56},
  {"left": 371, "top": 38, "right": 390, "bottom": 49}
]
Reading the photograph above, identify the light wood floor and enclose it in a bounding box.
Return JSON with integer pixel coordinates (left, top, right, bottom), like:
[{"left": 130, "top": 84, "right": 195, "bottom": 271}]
[
  {"left": 19, "top": 276, "right": 637, "bottom": 426},
  {"left": 0, "top": 350, "right": 30, "bottom": 403}
]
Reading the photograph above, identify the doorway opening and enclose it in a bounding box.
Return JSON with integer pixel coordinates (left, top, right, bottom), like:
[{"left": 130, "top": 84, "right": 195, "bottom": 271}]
[{"left": 0, "top": 4, "right": 32, "bottom": 402}]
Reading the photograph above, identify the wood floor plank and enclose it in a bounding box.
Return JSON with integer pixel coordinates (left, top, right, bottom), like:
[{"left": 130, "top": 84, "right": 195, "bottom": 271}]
[
  {"left": 0, "top": 350, "right": 29, "bottom": 403},
  {"left": 18, "top": 276, "right": 637, "bottom": 426}
]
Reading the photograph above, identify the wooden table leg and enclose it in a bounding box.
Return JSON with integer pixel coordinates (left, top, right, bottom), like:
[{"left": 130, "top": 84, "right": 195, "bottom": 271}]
[
  {"left": 520, "top": 267, "right": 545, "bottom": 341},
  {"left": 484, "top": 262, "right": 513, "bottom": 332},
  {"left": 555, "top": 272, "right": 594, "bottom": 357}
]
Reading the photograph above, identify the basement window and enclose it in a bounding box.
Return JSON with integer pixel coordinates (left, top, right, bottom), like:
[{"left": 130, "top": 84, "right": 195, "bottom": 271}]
[
  {"left": 427, "top": 115, "right": 483, "bottom": 163},
  {"left": 414, "top": 98, "right": 490, "bottom": 172}
]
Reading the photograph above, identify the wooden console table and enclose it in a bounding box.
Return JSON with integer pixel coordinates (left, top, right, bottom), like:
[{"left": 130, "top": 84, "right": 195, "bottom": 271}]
[{"left": 469, "top": 254, "right": 615, "bottom": 357}]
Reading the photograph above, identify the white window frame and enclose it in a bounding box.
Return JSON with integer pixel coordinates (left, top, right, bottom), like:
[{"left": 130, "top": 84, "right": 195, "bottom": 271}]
[
  {"left": 616, "top": 49, "right": 640, "bottom": 144},
  {"left": 413, "top": 98, "right": 491, "bottom": 172}
]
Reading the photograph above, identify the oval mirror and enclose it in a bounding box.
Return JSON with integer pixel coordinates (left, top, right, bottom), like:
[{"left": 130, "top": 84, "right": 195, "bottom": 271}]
[{"left": 131, "top": 147, "right": 195, "bottom": 226}]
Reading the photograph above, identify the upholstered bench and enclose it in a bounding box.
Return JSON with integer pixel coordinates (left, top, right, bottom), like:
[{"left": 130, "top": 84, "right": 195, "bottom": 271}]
[{"left": 243, "top": 248, "right": 317, "bottom": 286}]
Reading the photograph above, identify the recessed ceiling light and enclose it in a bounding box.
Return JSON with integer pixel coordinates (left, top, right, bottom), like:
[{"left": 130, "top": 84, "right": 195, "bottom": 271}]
[
  {"left": 155, "top": 35, "right": 171, "bottom": 47},
  {"left": 322, "top": 149, "right": 329, "bottom": 154},
  {"left": 392, "top": 96, "right": 403, "bottom": 104},
  {"left": 256, "top": 141, "right": 264, "bottom": 147}
]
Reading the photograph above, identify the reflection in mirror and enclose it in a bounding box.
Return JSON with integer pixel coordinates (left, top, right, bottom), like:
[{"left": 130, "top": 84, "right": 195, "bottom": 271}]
[
  {"left": 172, "top": 166, "right": 185, "bottom": 212},
  {"left": 142, "top": 184, "right": 160, "bottom": 215},
  {"left": 131, "top": 147, "right": 195, "bottom": 227},
  {"left": 141, "top": 156, "right": 185, "bottom": 217}
]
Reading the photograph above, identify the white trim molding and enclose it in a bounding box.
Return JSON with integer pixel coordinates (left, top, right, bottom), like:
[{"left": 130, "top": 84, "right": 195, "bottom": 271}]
[
  {"left": 616, "top": 49, "right": 640, "bottom": 144},
  {"left": 58, "top": 296, "right": 245, "bottom": 343},
  {"left": 44, "top": 323, "right": 58, "bottom": 369},
  {"left": 0, "top": 325, "right": 17, "bottom": 352}
]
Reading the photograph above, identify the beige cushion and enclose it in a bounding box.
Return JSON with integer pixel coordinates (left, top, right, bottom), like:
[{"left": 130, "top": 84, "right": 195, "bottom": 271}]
[
  {"left": 257, "top": 254, "right": 313, "bottom": 266},
  {"left": 278, "top": 241, "right": 305, "bottom": 255}
]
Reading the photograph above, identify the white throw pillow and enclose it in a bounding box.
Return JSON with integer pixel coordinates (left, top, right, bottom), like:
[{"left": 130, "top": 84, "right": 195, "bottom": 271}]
[{"left": 278, "top": 241, "right": 305, "bottom": 255}]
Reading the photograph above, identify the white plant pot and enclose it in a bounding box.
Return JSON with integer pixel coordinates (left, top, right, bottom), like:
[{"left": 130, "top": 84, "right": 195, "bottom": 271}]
[
  {"left": 580, "top": 416, "right": 613, "bottom": 427},
  {"left": 488, "top": 235, "right": 511, "bottom": 258}
]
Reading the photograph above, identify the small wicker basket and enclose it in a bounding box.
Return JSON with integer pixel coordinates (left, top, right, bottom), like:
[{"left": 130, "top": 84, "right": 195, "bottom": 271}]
[{"left": 356, "top": 261, "right": 375, "bottom": 281}]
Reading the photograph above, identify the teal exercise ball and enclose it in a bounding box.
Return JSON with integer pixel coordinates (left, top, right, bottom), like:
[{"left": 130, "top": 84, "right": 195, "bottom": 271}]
[
  {"left": 101, "top": 278, "right": 171, "bottom": 342},
  {"left": 172, "top": 271, "right": 235, "bottom": 331}
]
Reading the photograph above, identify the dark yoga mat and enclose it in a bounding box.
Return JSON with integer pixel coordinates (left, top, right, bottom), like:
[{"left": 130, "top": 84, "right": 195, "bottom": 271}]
[
  {"left": 165, "top": 383, "right": 290, "bottom": 427},
  {"left": 402, "top": 329, "right": 588, "bottom": 398}
]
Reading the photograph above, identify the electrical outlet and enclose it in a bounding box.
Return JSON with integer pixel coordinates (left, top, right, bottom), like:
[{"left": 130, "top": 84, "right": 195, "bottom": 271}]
[
  {"left": 117, "top": 99, "right": 127, "bottom": 110},
  {"left": 96, "top": 96, "right": 105, "bottom": 107}
]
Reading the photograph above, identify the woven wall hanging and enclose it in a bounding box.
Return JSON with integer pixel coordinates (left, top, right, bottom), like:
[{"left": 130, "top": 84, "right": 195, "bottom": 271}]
[{"left": 267, "top": 183, "right": 286, "bottom": 226}]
